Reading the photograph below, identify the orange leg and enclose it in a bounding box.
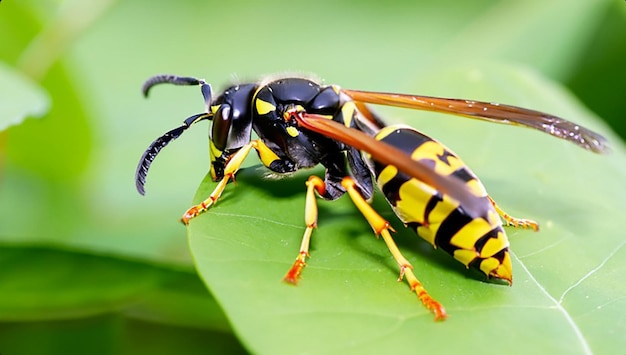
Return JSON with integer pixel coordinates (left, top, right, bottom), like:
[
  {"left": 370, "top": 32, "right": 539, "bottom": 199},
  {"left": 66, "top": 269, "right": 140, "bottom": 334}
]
[
  {"left": 342, "top": 177, "right": 447, "bottom": 321},
  {"left": 488, "top": 196, "right": 539, "bottom": 231},
  {"left": 181, "top": 141, "right": 256, "bottom": 225},
  {"left": 284, "top": 175, "right": 326, "bottom": 284}
]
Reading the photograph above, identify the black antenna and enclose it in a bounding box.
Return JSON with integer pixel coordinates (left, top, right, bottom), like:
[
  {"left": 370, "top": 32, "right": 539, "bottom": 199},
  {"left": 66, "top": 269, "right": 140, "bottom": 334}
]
[
  {"left": 135, "top": 113, "right": 210, "bottom": 195},
  {"left": 136, "top": 74, "right": 214, "bottom": 194}
]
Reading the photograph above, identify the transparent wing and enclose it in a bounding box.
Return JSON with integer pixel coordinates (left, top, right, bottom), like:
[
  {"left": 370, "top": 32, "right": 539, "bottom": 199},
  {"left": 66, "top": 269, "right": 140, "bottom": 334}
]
[{"left": 343, "top": 89, "right": 610, "bottom": 154}]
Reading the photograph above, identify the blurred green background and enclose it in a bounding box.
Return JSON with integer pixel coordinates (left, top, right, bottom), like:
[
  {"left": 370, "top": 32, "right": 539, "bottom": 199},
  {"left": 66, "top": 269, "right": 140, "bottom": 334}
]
[{"left": 1, "top": 0, "right": 625, "bottom": 354}]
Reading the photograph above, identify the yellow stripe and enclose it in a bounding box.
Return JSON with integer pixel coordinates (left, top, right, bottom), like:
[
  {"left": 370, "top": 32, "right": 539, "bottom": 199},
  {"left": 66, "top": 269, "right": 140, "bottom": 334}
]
[
  {"left": 375, "top": 125, "right": 401, "bottom": 141},
  {"left": 415, "top": 193, "right": 459, "bottom": 247},
  {"left": 449, "top": 217, "right": 493, "bottom": 251},
  {"left": 254, "top": 139, "right": 281, "bottom": 168},
  {"left": 453, "top": 249, "right": 478, "bottom": 267},
  {"left": 209, "top": 140, "right": 222, "bottom": 161},
  {"left": 209, "top": 141, "right": 222, "bottom": 180},
  {"left": 479, "top": 229, "right": 508, "bottom": 258},
  {"left": 479, "top": 257, "right": 501, "bottom": 277},
  {"left": 341, "top": 101, "right": 356, "bottom": 128},
  {"left": 255, "top": 98, "right": 276, "bottom": 115},
  {"left": 465, "top": 179, "right": 487, "bottom": 197},
  {"left": 377, "top": 165, "right": 398, "bottom": 187},
  {"left": 411, "top": 141, "right": 465, "bottom": 176}
]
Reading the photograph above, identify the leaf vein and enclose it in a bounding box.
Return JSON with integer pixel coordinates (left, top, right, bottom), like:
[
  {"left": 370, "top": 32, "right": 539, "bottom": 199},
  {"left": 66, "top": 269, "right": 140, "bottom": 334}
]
[
  {"left": 209, "top": 211, "right": 303, "bottom": 229},
  {"left": 558, "top": 240, "right": 626, "bottom": 305},
  {"left": 517, "top": 236, "right": 568, "bottom": 259},
  {"left": 512, "top": 251, "right": 592, "bottom": 355}
]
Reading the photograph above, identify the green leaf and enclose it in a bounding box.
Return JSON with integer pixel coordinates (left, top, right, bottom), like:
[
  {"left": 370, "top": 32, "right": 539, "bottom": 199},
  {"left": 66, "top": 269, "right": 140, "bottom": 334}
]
[
  {"left": 0, "top": 62, "right": 49, "bottom": 131},
  {"left": 0, "top": 315, "right": 247, "bottom": 355},
  {"left": 0, "top": 246, "right": 161, "bottom": 321},
  {"left": 188, "top": 65, "right": 625, "bottom": 354},
  {"left": 0, "top": 245, "right": 229, "bottom": 332},
  {"left": 567, "top": 1, "right": 626, "bottom": 141},
  {"left": 122, "top": 268, "right": 232, "bottom": 332}
]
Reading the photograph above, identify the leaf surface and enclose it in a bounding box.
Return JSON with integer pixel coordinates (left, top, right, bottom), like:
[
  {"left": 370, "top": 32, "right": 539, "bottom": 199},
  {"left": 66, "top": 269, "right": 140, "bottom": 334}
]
[
  {"left": 189, "top": 65, "right": 625, "bottom": 354},
  {"left": 0, "top": 63, "right": 49, "bottom": 131}
]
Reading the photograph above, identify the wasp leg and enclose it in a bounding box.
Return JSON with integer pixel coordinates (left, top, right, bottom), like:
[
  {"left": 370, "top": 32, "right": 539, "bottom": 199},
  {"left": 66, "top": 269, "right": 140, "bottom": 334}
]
[
  {"left": 487, "top": 196, "right": 539, "bottom": 231},
  {"left": 283, "top": 176, "right": 326, "bottom": 284},
  {"left": 342, "top": 177, "right": 447, "bottom": 321},
  {"left": 181, "top": 140, "right": 258, "bottom": 224}
]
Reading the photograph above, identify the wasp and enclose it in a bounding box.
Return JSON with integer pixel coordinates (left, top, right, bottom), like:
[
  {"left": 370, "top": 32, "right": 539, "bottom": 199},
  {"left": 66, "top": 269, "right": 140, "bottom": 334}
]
[{"left": 135, "top": 74, "right": 609, "bottom": 320}]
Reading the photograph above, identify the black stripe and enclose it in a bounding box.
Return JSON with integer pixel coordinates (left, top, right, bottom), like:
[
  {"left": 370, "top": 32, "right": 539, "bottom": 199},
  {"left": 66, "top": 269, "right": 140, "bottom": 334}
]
[
  {"left": 473, "top": 227, "right": 504, "bottom": 255},
  {"left": 407, "top": 221, "right": 423, "bottom": 230},
  {"left": 423, "top": 193, "right": 442, "bottom": 225},
  {"left": 379, "top": 170, "right": 408, "bottom": 207},
  {"left": 468, "top": 247, "right": 508, "bottom": 273},
  {"left": 377, "top": 128, "right": 431, "bottom": 156},
  {"left": 436, "top": 150, "right": 455, "bottom": 165},
  {"left": 434, "top": 208, "right": 472, "bottom": 256},
  {"left": 451, "top": 167, "right": 476, "bottom": 183}
]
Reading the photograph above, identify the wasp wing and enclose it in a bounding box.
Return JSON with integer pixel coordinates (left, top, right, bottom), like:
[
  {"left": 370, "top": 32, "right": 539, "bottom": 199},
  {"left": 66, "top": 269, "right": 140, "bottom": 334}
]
[
  {"left": 343, "top": 89, "right": 609, "bottom": 154},
  {"left": 295, "top": 113, "right": 490, "bottom": 219}
]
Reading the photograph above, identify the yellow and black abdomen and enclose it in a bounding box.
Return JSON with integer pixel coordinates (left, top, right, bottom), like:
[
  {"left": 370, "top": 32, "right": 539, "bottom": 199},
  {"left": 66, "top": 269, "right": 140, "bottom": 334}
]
[{"left": 370, "top": 125, "right": 513, "bottom": 283}]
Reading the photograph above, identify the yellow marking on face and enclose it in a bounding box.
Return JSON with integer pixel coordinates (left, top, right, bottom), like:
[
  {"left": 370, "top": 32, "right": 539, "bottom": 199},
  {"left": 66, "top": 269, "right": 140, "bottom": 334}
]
[
  {"left": 255, "top": 98, "right": 276, "bottom": 115},
  {"left": 209, "top": 141, "right": 222, "bottom": 180},
  {"left": 209, "top": 140, "right": 222, "bottom": 161},
  {"left": 286, "top": 126, "right": 299, "bottom": 137},
  {"left": 210, "top": 105, "right": 220, "bottom": 114}
]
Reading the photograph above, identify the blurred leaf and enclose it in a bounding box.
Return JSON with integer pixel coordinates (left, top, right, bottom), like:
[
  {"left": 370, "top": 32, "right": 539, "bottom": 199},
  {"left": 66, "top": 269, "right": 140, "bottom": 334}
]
[
  {"left": 0, "top": 315, "right": 120, "bottom": 355},
  {"left": 436, "top": 0, "right": 611, "bottom": 80},
  {"left": 188, "top": 65, "right": 625, "bottom": 354},
  {"left": 0, "top": 314, "right": 247, "bottom": 355},
  {"left": 0, "top": 62, "right": 50, "bottom": 131},
  {"left": 0, "top": 245, "right": 229, "bottom": 333},
  {"left": 567, "top": 1, "right": 626, "bottom": 141},
  {"left": 0, "top": 1, "right": 41, "bottom": 63},
  {"left": 122, "top": 268, "right": 232, "bottom": 332},
  {"left": 0, "top": 246, "right": 161, "bottom": 321},
  {"left": 121, "top": 318, "right": 248, "bottom": 355},
  {"left": 6, "top": 62, "right": 92, "bottom": 181}
]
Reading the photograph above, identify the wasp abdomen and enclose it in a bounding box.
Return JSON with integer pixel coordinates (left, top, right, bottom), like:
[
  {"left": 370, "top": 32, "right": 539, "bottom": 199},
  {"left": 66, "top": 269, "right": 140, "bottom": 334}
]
[{"left": 370, "top": 125, "right": 512, "bottom": 283}]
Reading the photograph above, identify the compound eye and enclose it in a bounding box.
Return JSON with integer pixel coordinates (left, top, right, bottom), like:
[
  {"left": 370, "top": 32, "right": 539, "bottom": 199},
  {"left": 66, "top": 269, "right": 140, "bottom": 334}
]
[{"left": 211, "top": 104, "right": 232, "bottom": 151}]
